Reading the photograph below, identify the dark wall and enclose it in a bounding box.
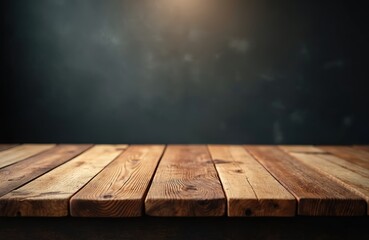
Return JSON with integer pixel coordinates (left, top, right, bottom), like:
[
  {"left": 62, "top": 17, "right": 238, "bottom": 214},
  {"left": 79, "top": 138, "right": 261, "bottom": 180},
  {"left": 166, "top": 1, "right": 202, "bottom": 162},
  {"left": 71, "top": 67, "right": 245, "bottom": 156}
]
[{"left": 1, "top": 0, "right": 368, "bottom": 144}]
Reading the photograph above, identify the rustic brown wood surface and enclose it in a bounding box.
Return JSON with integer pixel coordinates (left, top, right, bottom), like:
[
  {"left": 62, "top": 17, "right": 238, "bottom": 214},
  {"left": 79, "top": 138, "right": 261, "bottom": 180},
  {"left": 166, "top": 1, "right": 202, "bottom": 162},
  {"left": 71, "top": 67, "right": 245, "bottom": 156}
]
[
  {"left": 246, "top": 146, "right": 366, "bottom": 216},
  {"left": 70, "top": 145, "right": 165, "bottom": 217},
  {"left": 318, "top": 146, "right": 369, "bottom": 169},
  {"left": 0, "top": 145, "right": 128, "bottom": 216},
  {"left": 0, "top": 144, "right": 368, "bottom": 217},
  {"left": 281, "top": 146, "right": 369, "bottom": 215},
  {"left": 354, "top": 145, "right": 369, "bottom": 152},
  {"left": 0, "top": 144, "right": 92, "bottom": 197},
  {"left": 0, "top": 144, "right": 55, "bottom": 168},
  {"left": 208, "top": 145, "right": 295, "bottom": 216},
  {"left": 0, "top": 144, "right": 18, "bottom": 152},
  {"left": 145, "top": 145, "right": 226, "bottom": 216}
]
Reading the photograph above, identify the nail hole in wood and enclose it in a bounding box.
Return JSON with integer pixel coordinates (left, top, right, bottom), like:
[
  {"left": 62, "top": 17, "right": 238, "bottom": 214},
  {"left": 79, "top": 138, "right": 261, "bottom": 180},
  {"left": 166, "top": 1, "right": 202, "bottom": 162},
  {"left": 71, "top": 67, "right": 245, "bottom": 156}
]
[
  {"left": 245, "top": 208, "right": 252, "bottom": 216},
  {"left": 103, "top": 194, "right": 113, "bottom": 199}
]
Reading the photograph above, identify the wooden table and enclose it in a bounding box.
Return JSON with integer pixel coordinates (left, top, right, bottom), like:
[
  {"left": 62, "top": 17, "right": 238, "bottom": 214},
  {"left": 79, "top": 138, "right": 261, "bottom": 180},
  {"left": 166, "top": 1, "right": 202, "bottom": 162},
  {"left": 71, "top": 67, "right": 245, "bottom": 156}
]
[{"left": 1, "top": 144, "right": 369, "bottom": 239}]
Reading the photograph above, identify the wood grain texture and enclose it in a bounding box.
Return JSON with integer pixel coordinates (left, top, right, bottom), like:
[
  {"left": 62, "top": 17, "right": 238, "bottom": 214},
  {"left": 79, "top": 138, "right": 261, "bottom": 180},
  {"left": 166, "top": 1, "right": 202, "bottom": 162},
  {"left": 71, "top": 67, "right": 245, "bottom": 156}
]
[
  {"left": 245, "top": 146, "right": 366, "bottom": 216},
  {"left": 354, "top": 145, "right": 369, "bottom": 152},
  {"left": 0, "top": 145, "right": 128, "bottom": 216},
  {"left": 0, "top": 144, "right": 18, "bottom": 152},
  {"left": 318, "top": 146, "right": 369, "bottom": 169},
  {"left": 281, "top": 146, "right": 369, "bottom": 215},
  {"left": 277, "top": 145, "right": 327, "bottom": 154},
  {"left": 0, "top": 144, "right": 92, "bottom": 197},
  {"left": 0, "top": 144, "right": 56, "bottom": 169},
  {"left": 145, "top": 145, "right": 226, "bottom": 216},
  {"left": 70, "top": 145, "right": 165, "bottom": 217},
  {"left": 208, "top": 145, "right": 296, "bottom": 216}
]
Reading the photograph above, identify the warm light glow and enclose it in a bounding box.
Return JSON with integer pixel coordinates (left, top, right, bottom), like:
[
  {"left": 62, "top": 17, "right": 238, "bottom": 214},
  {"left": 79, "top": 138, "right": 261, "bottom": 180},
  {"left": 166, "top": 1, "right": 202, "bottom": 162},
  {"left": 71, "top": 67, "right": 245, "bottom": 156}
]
[{"left": 153, "top": 0, "right": 214, "bottom": 20}]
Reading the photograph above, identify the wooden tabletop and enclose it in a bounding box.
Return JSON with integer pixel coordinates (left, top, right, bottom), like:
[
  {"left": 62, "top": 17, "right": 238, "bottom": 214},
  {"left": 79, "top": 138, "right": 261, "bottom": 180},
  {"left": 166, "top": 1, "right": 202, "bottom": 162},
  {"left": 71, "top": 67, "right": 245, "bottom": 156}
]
[{"left": 0, "top": 144, "right": 368, "bottom": 217}]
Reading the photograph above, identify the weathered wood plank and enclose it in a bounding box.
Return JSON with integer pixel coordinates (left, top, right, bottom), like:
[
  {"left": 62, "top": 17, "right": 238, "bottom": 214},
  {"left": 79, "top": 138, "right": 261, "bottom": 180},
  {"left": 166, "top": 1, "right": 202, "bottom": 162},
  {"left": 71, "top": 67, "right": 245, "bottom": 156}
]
[
  {"left": 0, "top": 144, "right": 18, "bottom": 152},
  {"left": 0, "top": 145, "right": 128, "bottom": 216},
  {"left": 354, "top": 145, "right": 369, "bottom": 152},
  {"left": 0, "top": 144, "right": 56, "bottom": 168},
  {"left": 0, "top": 144, "right": 92, "bottom": 197},
  {"left": 281, "top": 146, "right": 369, "bottom": 215},
  {"left": 70, "top": 145, "right": 165, "bottom": 217},
  {"left": 145, "top": 145, "right": 226, "bottom": 216},
  {"left": 277, "top": 145, "right": 327, "bottom": 154},
  {"left": 318, "top": 146, "right": 369, "bottom": 169},
  {"left": 245, "top": 146, "right": 366, "bottom": 216},
  {"left": 208, "top": 145, "right": 296, "bottom": 216}
]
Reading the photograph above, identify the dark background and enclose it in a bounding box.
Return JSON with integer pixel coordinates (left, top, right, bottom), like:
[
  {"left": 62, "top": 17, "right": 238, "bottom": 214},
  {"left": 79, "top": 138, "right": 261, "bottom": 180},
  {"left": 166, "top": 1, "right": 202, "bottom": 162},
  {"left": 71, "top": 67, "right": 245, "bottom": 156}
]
[{"left": 1, "top": 0, "right": 368, "bottom": 144}]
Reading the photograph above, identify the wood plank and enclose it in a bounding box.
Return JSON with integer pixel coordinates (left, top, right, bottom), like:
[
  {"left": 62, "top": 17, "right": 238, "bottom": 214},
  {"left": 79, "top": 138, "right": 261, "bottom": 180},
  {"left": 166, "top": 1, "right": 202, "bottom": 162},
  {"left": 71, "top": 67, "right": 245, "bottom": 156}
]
[
  {"left": 318, "top": 146, "right": 369, "bottom": 169},
  {"left": 0, "top": 145, "right": 128, "bottom": 217},
  {"left": 276, "top": 145, "right": 327, "bottom": 154},
  {"left": 0, "top": 144, "right": 92, "bottom": 197},
  {"left": 145, "top": 145, "right": 226, "bottom": 216},
  {"left": 70, "top": 145, "right": 165, "bottom": 217},
  {"left": 281, "top": 146, "right": 369, "bottom": 215},
  {"left": 0, "top": 144, "right": 19, "bottom": 152},
  {"left": 0, "top": 144, "right": 56, "bottom": 168},
  {"left": 354, "top": 145, "right": 369, "bottom": 152},
  {"left": 208, "top": 145, "right": 296, "bottom": 216},
  {"left": 245, "top": 146, "right": 366, "bottom": 216}
]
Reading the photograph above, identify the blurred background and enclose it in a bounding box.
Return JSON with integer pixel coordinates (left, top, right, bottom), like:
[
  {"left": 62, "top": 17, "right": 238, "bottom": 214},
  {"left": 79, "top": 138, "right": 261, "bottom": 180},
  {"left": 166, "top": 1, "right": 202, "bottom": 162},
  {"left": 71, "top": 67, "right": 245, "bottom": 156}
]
[{"left": 1, "top": 0, "right": 368, "bottom": 144}]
